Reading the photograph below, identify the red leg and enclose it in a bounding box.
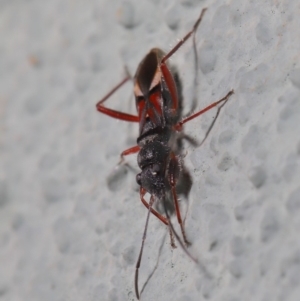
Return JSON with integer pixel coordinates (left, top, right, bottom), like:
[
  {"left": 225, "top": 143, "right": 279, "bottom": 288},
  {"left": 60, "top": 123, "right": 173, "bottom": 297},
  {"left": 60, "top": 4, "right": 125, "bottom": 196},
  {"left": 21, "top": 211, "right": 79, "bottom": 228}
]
[
  {"left": 161, "top": 8, "right": 207, "bottom": 65},
  {"left": 140, "top": 188, "right": 169, "bottom": 226},
  {"left": 140, "top": 187, "right": 177, "bottom": 248},
  {"left": 168, "top": 153, "right": 190, "bottom": 246},
  {"left": 118, "top": 145, "right": 140, "bottom": 165},
  {"left": 160, "top": 8, "right": 207, "bottom": 111},
  {"left": 96, "top": 75, "right": 139, "bottom": 122},
  {"left": 175, "top": 89, "right": 234, "bottom": 131},
  {"left": 121, "top": 145, "right": 140, "bottom": 157}
]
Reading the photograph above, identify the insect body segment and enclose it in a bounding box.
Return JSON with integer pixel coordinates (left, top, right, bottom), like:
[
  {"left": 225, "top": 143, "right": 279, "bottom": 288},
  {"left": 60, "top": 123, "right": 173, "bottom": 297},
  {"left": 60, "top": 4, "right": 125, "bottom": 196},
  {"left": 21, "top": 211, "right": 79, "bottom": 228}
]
[
  {"left": 96, "top": 8, "right": 234, "bottom": 300},
  {"left": 134, "top": 48, "right": 178, "bottom": 135}
]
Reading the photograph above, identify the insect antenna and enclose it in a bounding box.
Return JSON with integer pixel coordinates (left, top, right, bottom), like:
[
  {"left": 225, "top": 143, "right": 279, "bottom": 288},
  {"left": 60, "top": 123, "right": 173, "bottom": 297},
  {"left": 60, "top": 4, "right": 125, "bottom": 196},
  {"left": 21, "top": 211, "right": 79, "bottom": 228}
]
[
  {"left": 140, "top": 233, "right": 167, "bottom": 297},
  {"left": 135, "top": 195, "right": 155, "bottom": 300}
]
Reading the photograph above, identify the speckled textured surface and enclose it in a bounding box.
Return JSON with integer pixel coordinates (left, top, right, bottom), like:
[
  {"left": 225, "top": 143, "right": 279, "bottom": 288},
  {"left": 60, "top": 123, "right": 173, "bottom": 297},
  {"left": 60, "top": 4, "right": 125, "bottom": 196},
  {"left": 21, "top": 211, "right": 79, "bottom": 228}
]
[{"left": 1, "top": 1, "right": 300, "bottom": 301}]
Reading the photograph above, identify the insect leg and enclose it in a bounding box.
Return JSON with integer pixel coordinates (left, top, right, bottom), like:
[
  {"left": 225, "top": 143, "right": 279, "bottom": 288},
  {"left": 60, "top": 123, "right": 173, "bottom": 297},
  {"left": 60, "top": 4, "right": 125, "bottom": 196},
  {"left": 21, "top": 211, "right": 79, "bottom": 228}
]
[
  {"left": 175, "top": 89, "right": 234, "bottom": 131},
  {"left": 140, "top": 188, "right": 168, "bottom": 225},
  {"left": 96, "top": 75, "right": 139, "bottom": 122},
  {"left": 168, "top": 153, "right": 190, "bottom": 246},
  {"left": 160, "top": 8, "right": 207, "bottom": 111},
  {"left": 161, "top": 8, "right": 207, "bottom": 64},
  {"left": 163, "top": 192, "right": 198, "bottom": 263},
  {"left": 140, "top": 188, "right": 176, "bottom": 248},
  {"left": 118, "top": 145, "right": 140, "bottom": 165}
]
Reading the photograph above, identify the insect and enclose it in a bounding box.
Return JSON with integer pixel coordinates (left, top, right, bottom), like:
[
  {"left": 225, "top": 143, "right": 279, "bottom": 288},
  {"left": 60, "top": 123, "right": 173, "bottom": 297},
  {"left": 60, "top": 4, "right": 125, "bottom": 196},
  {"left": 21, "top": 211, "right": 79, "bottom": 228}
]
[{"left": 96, "top": 8, "right": 233, "bottom": 299}]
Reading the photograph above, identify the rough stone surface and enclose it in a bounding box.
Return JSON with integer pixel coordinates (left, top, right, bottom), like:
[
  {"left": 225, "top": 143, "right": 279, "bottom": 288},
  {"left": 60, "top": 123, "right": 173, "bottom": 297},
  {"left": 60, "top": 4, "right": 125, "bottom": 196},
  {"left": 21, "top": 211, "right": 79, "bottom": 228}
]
[{"left": 1, "top": 1, "right": 300, "bottom": 301}]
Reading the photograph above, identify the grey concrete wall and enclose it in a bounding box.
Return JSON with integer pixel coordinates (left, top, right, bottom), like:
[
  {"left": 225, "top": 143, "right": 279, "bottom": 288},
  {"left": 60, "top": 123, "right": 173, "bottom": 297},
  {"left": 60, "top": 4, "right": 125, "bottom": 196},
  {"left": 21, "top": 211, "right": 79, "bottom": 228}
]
[{"left": 0, "top": 0, "right": 300, "bottom": 300}]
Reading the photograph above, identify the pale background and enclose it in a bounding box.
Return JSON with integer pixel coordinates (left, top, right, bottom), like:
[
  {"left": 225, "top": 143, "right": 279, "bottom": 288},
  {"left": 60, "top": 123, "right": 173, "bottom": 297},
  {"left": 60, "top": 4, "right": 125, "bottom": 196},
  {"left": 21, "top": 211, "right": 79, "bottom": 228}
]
[{"left": 0, "top": 0, "right": 300, "bottom": 301}]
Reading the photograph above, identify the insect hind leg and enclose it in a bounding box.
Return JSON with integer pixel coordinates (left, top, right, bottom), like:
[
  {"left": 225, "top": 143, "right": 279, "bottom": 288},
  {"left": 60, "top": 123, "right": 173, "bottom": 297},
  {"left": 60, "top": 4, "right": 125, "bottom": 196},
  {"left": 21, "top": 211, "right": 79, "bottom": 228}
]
[
  {"left": 161, "top": 8, "right": 207, "bottom": 65},
  {"left": 159, "top": 8, "right": 208, "bottom": 117}
]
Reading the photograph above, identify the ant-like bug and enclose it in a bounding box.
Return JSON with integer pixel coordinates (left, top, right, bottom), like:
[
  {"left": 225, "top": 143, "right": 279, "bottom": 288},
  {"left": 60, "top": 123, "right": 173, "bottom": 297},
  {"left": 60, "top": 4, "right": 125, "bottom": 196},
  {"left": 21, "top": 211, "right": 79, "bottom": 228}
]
[{"left": 96, "top": 8, "right": 234, "bottom": 300}]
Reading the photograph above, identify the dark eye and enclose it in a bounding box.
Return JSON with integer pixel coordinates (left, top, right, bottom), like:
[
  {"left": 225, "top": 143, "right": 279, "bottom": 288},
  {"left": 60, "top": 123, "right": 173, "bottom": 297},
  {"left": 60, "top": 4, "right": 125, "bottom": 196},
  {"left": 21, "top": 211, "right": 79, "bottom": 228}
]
[{"left": 136, "top": 173, "right": 142, "bottom": 185}]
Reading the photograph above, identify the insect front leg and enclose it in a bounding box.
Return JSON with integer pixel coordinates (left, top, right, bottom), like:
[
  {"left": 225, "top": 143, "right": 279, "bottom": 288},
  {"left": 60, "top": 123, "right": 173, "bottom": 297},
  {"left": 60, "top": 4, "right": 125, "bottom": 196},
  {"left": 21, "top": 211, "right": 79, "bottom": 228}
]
[
  {"left": 139, "top": 188, "right": 168, "bottom": 225},
  {"left": 118, "top": 145, "right": 140, "bottom": 165},
  {"left": 168, "top": 153, "right": 190, "bottom": 246},
  {"left": 140, "top": 188, "right": 176, "bottom": 248}
]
